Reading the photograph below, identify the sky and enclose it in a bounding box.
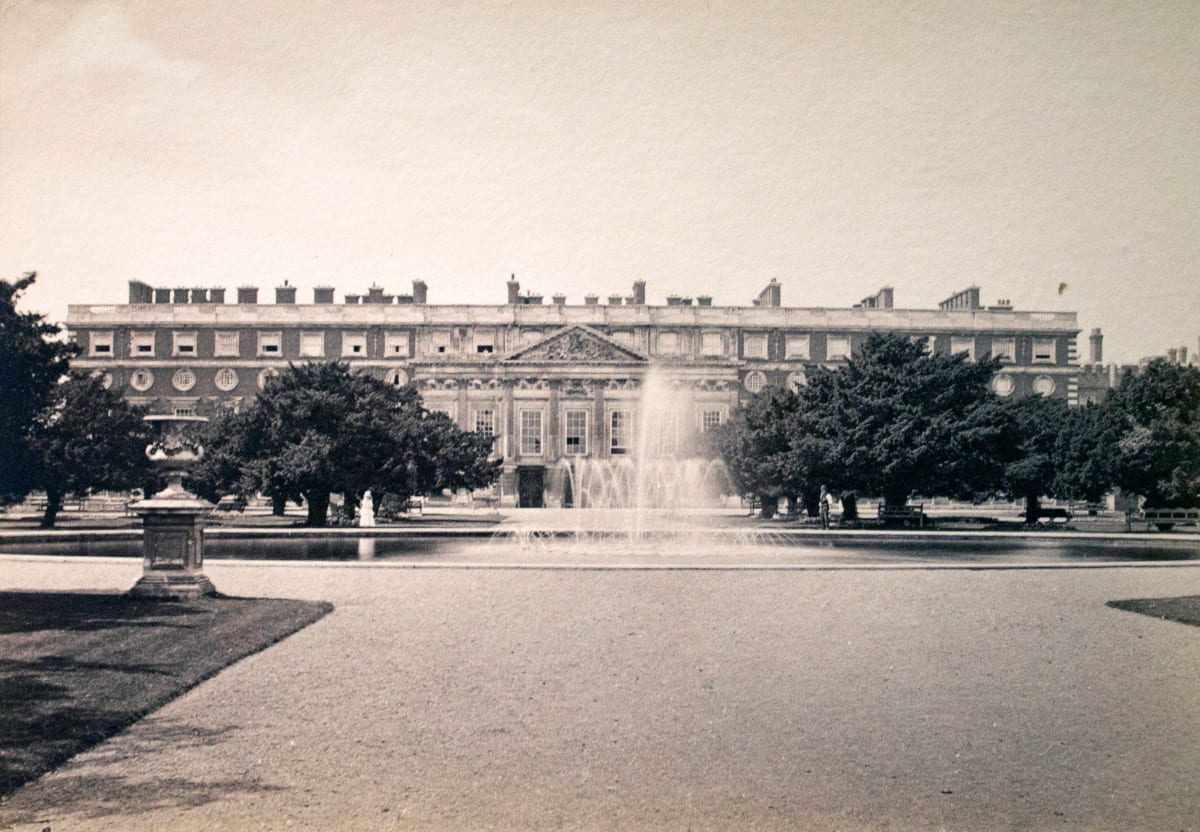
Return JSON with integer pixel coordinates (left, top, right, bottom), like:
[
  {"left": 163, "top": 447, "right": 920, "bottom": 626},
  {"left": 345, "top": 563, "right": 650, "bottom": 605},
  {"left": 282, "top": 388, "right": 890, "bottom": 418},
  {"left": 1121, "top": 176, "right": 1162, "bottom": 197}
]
[{"left": 1, "top": 0, "right": 1197, "bottom": 364}]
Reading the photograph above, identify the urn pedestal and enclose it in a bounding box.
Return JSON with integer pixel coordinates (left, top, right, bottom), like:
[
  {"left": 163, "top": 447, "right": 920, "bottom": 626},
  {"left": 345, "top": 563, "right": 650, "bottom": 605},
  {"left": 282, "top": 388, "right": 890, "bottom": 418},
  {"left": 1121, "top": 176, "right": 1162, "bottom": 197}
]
[{"left": 128, "top": 415, "right": 217, "bottom": 600}]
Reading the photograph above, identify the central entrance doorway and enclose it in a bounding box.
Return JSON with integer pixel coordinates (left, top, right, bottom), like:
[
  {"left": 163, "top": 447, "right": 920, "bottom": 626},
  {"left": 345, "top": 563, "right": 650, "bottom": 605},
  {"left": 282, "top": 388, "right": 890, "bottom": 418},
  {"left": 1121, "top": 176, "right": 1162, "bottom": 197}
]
[{"left": 517, "top": 467, "right": 545, "bottom": 508}]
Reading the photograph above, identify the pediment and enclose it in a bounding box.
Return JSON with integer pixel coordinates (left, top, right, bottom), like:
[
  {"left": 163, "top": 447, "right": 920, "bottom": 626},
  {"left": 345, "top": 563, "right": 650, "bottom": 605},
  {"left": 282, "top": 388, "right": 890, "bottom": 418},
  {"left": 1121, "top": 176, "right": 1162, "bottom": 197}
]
[{"left": 504, "top": 325, "right": 647, "bottom": 363}]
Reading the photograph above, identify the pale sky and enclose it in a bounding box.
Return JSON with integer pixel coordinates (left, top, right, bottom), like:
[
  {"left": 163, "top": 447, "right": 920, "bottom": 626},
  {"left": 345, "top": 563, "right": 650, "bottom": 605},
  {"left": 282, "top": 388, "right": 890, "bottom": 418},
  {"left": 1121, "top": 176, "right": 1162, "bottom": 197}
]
[{"left": 2, "top": 0, "right": 1197, "bottom": 364}]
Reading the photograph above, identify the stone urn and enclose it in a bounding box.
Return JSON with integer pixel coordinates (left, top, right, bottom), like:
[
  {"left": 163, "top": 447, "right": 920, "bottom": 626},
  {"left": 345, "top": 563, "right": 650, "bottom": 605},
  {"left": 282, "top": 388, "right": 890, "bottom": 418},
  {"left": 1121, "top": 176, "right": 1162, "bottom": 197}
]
[{"left": 128, "top": 415, "right": 216, "bottom": 599}]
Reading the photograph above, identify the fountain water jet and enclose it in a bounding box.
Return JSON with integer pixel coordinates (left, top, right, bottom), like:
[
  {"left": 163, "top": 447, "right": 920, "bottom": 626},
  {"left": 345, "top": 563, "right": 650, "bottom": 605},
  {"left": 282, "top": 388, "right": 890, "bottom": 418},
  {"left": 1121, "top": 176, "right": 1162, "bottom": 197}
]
[{"left": 502, "top": 366, "right": 771, "bottom": 554}]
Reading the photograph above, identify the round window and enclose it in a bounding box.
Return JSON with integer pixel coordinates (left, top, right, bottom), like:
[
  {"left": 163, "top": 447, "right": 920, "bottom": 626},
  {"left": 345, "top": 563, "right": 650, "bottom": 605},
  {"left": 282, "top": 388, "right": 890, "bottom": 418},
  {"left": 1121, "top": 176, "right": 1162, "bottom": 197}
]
[
  {"left": 786, "top": 370, "right": 807, "bottom": 391},
  {"left": 744, "top": 371, "right": 767, "bottom": 393},
  {"left": 94, "top": 370, "right": 113, "bottom": 390},
  {"left": 992, "top": 373, "right": 1015, "bottom": 397},
  {"left": 257, "top": 367, "right": 279, "bottom": 390},
  {"left": 1033, "top": 375, "right": 1056, "bottom": 396},
  {"left": 214, "top": 367, "right": 239, "bottom": 392},
  {"left": 387, "top": 369, "right": 409, "bottom": 387},
  {"left": 172, "top": 369, "right": 196, "bottom": 392},
  {"left": 130, "top": 369, "right": 154, "bottom": 392}
]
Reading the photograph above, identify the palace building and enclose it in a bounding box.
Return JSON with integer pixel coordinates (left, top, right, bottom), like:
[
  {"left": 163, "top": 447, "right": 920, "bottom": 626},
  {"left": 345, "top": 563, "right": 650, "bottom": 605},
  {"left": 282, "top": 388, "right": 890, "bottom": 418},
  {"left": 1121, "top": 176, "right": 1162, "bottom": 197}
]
[{"left": 66, "top": 278, "right": 1082, "bottom": 507}]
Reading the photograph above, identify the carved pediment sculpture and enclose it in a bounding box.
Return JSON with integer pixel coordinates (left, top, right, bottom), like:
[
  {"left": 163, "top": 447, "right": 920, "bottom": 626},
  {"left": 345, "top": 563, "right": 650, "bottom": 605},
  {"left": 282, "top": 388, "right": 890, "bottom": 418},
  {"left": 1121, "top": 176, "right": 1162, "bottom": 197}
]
[{"left": 505, "top": 325, "right": 647, "bottom": 363}]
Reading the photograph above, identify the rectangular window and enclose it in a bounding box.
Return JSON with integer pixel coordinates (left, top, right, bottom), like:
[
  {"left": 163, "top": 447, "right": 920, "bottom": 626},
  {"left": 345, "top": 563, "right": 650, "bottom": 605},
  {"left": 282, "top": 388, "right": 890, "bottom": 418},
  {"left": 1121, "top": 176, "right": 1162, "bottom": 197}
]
[
  {"left": 173, "top": 406, "right": 196, "bottom": 417},
  {"left": 744, "top": 333, "right": 767, "bottom": 358},
  {"left": 299, "top": 331, "right": 325, "bottom": 358},
  {"left": 657, "top": 332, "right": 679, "bottom": 355},
  {"left": 172, "top": 331, "right": 197, "bottom": 356},
  {"left": 342, "top": 332, "right": 367, "bottom": 357},
  {"left": 950, "top": 336, "right": 975, "bottom": 360},
  {"left": 565, "top": 409, "right": 588, "bottom": 455},
  {"left": 432, "top": 330, "right": 452, "bottom": 354},
  {"left": 785, "top": 334, "right": 810, "bottom": 359},
  {"left": 384, "top": 332, "right": 409, "bottom": 357},
  {"left": 214, "top": 331, "right": 240, "bottom": 357},
  {"left": 827, "top": 335, "right": 851, "bottom": 360},
  {"left": 129, "top": 331, "right": 155, "bottom": 357},
  {"left": 520, "top": 410, "right": 543, "bottom": 456},
  {"left": 1033, "top": 338, "right": 1056, "bottom": 363},
  {"left": 90, "top": 331, "right": 114, "bottom": 356},
  {"left": 610, "top": 410, "right": 633, "bottom": 455},
  {"left": 474, "top": 330, "right": 495, "bottom": 354},
  {"left": 257, "top": 332, "right": 282, "bottom": 356},
  {"left": 701, "top": 331, "right": 723, "bottom": 356},
  {"left": 474, "top": 409, "right": 495, "bottom": 438},
  {"left": 990, "top": 337, "right": 1016, "bottom": 363},
  {"left": 701, "top": 410, "right": 723, "bottom": 432}
]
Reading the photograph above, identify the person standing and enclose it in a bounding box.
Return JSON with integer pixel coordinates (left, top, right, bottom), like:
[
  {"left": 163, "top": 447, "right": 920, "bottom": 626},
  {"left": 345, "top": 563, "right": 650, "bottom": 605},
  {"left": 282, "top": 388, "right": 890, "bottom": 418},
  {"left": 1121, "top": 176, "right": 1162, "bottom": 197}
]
[{"left": 819, "top": 485, "right": 832, "bottom": 529}]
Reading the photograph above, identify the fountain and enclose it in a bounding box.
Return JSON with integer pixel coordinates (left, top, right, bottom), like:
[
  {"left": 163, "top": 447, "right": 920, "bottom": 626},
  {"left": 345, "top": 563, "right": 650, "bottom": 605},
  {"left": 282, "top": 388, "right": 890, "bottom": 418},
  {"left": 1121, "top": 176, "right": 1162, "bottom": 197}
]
[
  {"left": 128, "top": 415, "right": 216, "bottom": 599},
  {"left": 504, "top": 366, "right": 755, "bottom": 554}
]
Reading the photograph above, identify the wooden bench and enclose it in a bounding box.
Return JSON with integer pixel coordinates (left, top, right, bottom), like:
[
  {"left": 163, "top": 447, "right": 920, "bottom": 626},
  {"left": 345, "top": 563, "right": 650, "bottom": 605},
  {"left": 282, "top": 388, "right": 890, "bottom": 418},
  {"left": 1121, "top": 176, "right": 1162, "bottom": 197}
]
[
  {"left": 1142, "top": 507, "right": 1200, "bottom": 531},
  {"left": 877, "top": 502, "right": 928, "bottom": 528},
  {"left": 1021, "top": 507, "right": 1072, "bottom": 524}
]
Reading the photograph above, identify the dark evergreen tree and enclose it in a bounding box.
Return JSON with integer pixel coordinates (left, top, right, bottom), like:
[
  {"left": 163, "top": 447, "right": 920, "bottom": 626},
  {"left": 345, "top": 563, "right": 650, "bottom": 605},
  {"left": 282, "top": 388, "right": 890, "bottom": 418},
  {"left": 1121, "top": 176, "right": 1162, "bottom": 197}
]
[
  {"left": 1107, "top": 360, "right": 1200, "bottom": 507},
  {"left": 709, "top": 385, "right": 803, "bottom": 517},
  {"left": 794, "top": 333, "right": 1006, "bottom": 508},
  {"left": 0, "top": 273, "right": 78, "bottom": 503},
  {"left": 199, "top": 362, "right": 501, "bottom": 525},
  {"left": 27, "top": 373, "right": 152, "bottom": 527}
]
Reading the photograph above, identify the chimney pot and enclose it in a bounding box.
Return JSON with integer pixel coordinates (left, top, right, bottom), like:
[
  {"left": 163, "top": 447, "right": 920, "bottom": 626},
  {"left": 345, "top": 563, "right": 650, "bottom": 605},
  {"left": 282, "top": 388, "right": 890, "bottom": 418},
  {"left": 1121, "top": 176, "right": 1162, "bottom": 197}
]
[{"left": 237, "top": 286, "right": 258, "bottom": 304}]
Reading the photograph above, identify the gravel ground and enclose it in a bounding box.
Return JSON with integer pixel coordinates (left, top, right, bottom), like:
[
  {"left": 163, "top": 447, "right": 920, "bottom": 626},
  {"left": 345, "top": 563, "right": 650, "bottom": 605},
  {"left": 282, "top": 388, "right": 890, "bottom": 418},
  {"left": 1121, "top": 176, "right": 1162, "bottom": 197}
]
[{"left": 2, "top": 558, "right": 1200, "bottom": 831}]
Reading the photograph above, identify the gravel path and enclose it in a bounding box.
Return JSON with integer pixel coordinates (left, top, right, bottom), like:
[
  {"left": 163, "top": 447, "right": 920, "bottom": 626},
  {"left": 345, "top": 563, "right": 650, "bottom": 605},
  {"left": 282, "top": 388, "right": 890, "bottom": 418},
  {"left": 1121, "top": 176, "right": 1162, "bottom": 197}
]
[{"left": 2, "top": 558, "right": 1200, "bottom": 831}]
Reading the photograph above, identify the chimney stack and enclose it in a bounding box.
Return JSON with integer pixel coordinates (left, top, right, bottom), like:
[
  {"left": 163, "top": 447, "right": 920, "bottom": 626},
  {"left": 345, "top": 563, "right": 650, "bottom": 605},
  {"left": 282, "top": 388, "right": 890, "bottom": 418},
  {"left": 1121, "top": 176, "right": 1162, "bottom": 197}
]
[
  {"left": 172, "top": 288, "right": 189, "bottom": 304},
  {"left": 755, "top": 279, "right": 781, "bottom": 308},
  {"left": 632, "top": 280, "right": 646, "bottom": 305},
  {"left": 584, "top": 294, "right": 598, "bottom": 306},
  {"left": 275, "top": 282, "right": 296, "bottom": 304},
  {"left": 507, "top": 275, "right": 520, "bottom": 304},
  {"left": 1180, "top": 345, "right": 1188, "bottom": 365},
  {"left": 367, "top": 285, "right": 385, "bottom": 304},
  {"left": 1168, "top": 348, "right": 1179, "bottom": 364},
  {"left": 314, "top": 286, "right": 334, "bottom": 304},
  {"left": 552, "top": 294, "right": 566, "bottom": 306},
  {"left": 154, "top": 287, "right": 172, "bottom": 304},
  {"left": 128, "top": 280, "right": 153, "bottom": 304},
  {"left": 697, "top": 295, "right": 713, "bottom": 306},
  {"left": 878, "top": 287, "right": 894, "bottom": 309},
  {"left": 1089, "top": 328, "right": 1103, "bottom": 364},
  {"left": 412, "top": 279, "right": 427, "bottom": 305},
  {"left": 190, "top": 288, "right": 208, "bottom": 304},
  {"left": 208, "top": 287, "right": 226, "bottom": 304},
  {"left": 237, "top": 287, "right": 258, "bottom": 304}
]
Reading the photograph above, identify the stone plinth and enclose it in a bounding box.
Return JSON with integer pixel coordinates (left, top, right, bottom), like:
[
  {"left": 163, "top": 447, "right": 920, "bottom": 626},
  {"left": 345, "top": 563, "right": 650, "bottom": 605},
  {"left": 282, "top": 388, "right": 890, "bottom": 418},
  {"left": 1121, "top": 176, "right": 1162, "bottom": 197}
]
[{"left": 129, "top": 496, "right": 215, "bottom": 600}]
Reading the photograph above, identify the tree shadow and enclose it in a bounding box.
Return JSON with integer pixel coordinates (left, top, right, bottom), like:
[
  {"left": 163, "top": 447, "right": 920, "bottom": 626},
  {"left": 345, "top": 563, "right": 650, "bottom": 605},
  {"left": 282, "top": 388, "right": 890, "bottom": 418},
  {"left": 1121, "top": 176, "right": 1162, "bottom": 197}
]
[{"left": 0, "top": 592, "right": 201, "bottom": 636}]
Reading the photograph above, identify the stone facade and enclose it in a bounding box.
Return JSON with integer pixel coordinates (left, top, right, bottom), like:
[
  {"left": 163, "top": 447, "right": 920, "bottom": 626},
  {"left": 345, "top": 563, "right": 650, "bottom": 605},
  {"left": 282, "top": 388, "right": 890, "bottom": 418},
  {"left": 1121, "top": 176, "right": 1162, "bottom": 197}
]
[{"left": 67, "top": 279, "right": 1082, "bottom": 506}]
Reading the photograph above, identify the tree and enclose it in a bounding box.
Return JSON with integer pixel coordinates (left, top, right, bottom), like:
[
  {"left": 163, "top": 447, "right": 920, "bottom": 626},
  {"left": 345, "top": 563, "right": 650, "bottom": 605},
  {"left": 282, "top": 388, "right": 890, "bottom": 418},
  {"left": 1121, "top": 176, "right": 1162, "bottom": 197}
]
[
  {"left": 1107, "top": 361, "right": 1200, "bottom": 507},
  {"left": 26, "top": 373, "right": 153, "bottom": 527},
  {"left": 995, "top": 394, "right": 1069, "bottom": 522},
  {"left": 1052, "top": 402, "right": 1119, "bottom": 506},
  {"left": 0, "top": 273, "right": 78, "bottom": 503},
  {"left": 201, "top": 362, "right": 501, "bottom": 525},
  {"left": 710, "top": 386, "right": 805, "bottom": 517},
  {"left": 794, "top": 333, "right": 1006, "bottom": 508}
]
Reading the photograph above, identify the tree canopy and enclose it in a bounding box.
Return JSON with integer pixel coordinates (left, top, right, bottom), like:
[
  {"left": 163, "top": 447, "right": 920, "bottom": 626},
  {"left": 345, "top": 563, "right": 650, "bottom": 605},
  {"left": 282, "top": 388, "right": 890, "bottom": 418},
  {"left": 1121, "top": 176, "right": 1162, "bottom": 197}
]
[
  {"left": 709, "top": 385, "right": 803, "bottom": 515},
  {"left": 0, "top": 273, "right": 78, "bottom": 503},
  {"left": 1107, "top": 360, "right": 1200, "bottom": 507},
  {"left": 794, "top": 333, "right": 1006, "bottom": 506},
  {"left": 195, "top": 362, "right": 501, "bottom": 525},
  {"left": 27, "top": 372, "right": 152, "bottom": 527}
]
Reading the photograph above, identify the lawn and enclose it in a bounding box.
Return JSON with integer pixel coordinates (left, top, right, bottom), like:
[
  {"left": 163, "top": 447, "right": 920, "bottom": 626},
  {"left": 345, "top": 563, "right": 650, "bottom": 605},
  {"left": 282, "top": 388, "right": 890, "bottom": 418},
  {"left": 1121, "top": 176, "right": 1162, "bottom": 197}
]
[{"left": 0, "top": 592, "right": 331, "bottom": 798}]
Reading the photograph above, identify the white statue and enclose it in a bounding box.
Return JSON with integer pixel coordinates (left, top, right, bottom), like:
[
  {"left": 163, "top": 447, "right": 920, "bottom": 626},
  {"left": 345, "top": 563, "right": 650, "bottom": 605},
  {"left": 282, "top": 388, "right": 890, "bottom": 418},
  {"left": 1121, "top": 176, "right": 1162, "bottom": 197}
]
[{"left": 359, "top": 490, "right": 376, "bottom": 527}]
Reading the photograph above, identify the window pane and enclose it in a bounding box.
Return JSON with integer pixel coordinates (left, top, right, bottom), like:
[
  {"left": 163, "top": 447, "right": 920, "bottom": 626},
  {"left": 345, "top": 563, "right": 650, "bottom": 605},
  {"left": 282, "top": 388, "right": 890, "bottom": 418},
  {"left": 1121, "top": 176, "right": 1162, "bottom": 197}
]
[
  {"left": 475, "top": 409, "right": 495, "bottom": 437},
  {"left": 565, "top": 409, "right": 588, "bottom": 455},
  {"left": 827, "top": 336, "right": 850, "bottom": 359},
  {"left": 520, "top": 411, "right": 543, "bottom": 455},
  {"left": 744, "top": 334, "right": 767, "bottom": 358},
  {"left": 214, "top": 332, "right": 240, "bottom": 357},
  {"left": 785, "top": 335, "right": 810, "bottom": 359},
  {"left": 701, "top": 332, "right": 723, "bottom": 356},
  {"left": 610, "top": 410, "right": 632, "bottom": 454}
]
